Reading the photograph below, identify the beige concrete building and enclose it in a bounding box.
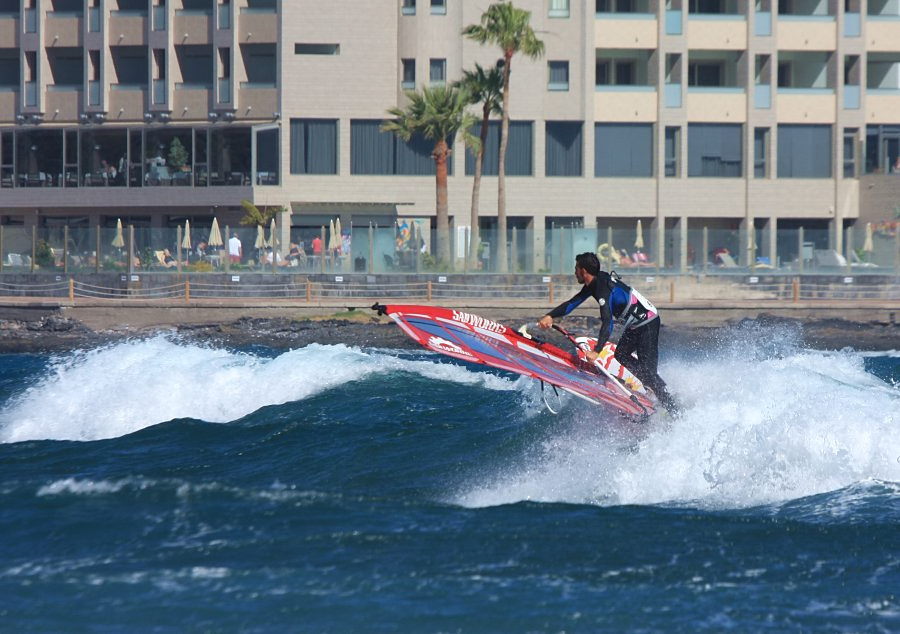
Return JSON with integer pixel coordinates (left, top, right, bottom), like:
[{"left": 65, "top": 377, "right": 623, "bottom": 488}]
[{"left": 1, "top": 0, "right": 899, "bottom": 272}]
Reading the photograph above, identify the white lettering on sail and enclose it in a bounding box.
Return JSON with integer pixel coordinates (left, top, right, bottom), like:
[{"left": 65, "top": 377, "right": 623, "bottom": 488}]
[{"left": 451, "top": 310, "right": 506, "bottom": 333}]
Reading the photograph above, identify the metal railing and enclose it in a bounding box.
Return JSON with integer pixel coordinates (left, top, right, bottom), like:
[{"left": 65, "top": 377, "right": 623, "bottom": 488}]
[{"left": 0, "top": 277, "right": 898, "bottom": 304}]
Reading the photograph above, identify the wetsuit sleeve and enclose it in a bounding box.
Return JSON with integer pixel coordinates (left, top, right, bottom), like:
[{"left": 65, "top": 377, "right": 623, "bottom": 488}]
[
  {"left": 546, "top": 285, "right": 592, "bottom": 319},
  {"left": 594, "top": 286, "right": 614, "bottom": 352}
]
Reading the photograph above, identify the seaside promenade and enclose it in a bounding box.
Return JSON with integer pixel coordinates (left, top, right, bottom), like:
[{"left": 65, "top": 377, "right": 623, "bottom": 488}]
[{"left": 1, "top": 294, "right": 898, "bottom": 332}]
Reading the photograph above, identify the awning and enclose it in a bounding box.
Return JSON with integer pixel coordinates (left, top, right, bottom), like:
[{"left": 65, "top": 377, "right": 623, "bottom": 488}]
[{"left": 289, "top": 202, "right": 406, "bottom": 227}]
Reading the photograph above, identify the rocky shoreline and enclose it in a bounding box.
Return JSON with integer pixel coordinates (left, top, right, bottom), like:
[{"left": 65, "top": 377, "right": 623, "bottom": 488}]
[{"left": 0, "top": 308, "right": 897, "bottom": 354}]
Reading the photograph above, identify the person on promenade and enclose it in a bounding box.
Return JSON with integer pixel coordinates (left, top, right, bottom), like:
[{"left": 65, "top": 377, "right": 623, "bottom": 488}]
[
  {"left": 538, "top": 251, "right": 680, "bottom": 415},
  {"left": 228, "top": 232, "right": 242, "bottom": 264}
]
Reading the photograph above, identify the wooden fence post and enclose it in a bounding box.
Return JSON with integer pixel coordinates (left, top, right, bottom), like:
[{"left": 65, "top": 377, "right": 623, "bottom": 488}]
[
  {"left": 549, "top": 280, "right": 554, "bottom": 304},
  {"left": 69, "top": 278, "right": 74, "bottom": 301},
  {"left": 185, "top": 280, "right": 190, "bottom": 303},
  {"left": 427, "top": 280, "right": 432, "bottom": 301},
  {"left": 306, "top": 279, "right": 312, "bottom": 302},
  {"left": 792, "top": 277, "right": 799, "bottom": 303}
]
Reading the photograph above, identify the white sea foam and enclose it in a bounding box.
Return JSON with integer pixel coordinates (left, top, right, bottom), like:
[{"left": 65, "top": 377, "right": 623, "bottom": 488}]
[
  {"left": 457, "top": 340, "right": 900, "bottom": 510},
  {"left": 0, "top": 335, "right": 515, "bottom": 443}
]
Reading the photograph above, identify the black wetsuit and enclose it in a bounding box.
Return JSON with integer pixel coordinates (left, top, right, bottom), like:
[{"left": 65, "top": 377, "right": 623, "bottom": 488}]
[{"left": 547, "top": 273, "right": 679, "bottom": 414}]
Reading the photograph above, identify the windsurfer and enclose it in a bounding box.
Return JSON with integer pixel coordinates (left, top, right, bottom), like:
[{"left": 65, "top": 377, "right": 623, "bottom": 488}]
[{"left": 538, "top": 252, "right": 680, "bottom": 415}]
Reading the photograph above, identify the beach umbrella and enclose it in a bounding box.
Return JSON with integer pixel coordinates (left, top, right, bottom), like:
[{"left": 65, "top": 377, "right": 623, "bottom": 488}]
[
  {"left": 182, "top": 220, "right": 192, "bottom": 250},
  {"left": 863, "top": 222, "right": 874, "bottom": 255},
  {"left": 634, "top": 219, "right": 644, "bottom": 250},
  {"left": 112, "top": 218, "right": 125, "bottom": 248},
  {"left": 268, "top": 217, "right": 278, "bottom": 251},
  {"left": 254, "top": 224, "right": 267, "bottom": 249},
  {"left": 328, "top": 218, "right": 339, "bottom": 252},
  {"left": 208, "top": 217, "right": 223, "bottom": 247},
  {"left": 335, "top": 217, "right": 342, "bottom": 253}
]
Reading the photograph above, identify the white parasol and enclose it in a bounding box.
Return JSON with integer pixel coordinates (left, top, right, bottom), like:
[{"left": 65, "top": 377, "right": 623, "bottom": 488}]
[
  {"left": 208, "top": 217, "right": 223, "bottom": 248},
  {"left": 182, "top": 219, "right": 192, "bottom": 250},
  {"left": 112, "top": 218, "right": 125, "bottom": 248},
  {"left": 268, "top": 217, "right": 278, "bottom": 252},
  {"left": 634, "top": 219, "right": 644, "bottom": 250},
  {"left": 862, "top": 222, "right": 874, "bottom": 254},
  {"left": 255, "top": 224, "right": 267, "bottom": 249}
]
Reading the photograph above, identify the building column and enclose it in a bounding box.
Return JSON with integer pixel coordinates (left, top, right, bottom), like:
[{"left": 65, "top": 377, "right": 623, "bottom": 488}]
[{"left": 532, "top": 220, "right": 546, "bottom": 273}]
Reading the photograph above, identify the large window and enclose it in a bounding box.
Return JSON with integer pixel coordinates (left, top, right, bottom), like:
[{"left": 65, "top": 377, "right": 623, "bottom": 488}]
[
  {"left": 777, "top": 124, "right": 832, "bottom": 178},
  {"left": 351, "top": 120, "right": 452, "bottom": 176},
  {"left": 687, "top": 123, "right": 742, "bottom": 177},
  {"left": 545, "top": 121, "right": 583, "bottom": 177},
  {"left": 595, "top": 123, "right": 652, "bottom": 177},
  {"left": 290, "top": 119, "right": 338, "bottom": 175},
  {"left": 429, "top": 58, "right": 446, "bottom": 85},
  {"left": 464, "top": 121, "right": 533, "bottom": 176}
]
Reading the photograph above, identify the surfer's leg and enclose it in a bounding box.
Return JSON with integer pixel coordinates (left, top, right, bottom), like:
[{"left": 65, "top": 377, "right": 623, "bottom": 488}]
[{"left": 630, "top": 322, "right": 681, "bottom": 416}]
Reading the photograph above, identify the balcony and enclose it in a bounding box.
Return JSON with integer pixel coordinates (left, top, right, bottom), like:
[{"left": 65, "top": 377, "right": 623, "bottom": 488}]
[
  {"left": 0, "top": 12, "right": 17, "bottom": 43},
  {"left": 45, "top": 11, "right": 82, "bottom": 47},
  {"left": 686, "top": 16, "right": 746, "bottom": 49},
  {"left": 238, "top": 6, "right": 278, "bottom": 43},
  {"left": 594, "top": 13, "right": 657, "bottom": 49},
  {"left": 866, "top": 18, "right": 900, "bottom": 52},
  {"left": 109, "top": 11, "right": 148, "bottom": 45},
  {"left": 593, "top": 87, "right": 657, "bottom": 120},
  {"left": 173, "top": 12, "right": 211, "bottom": 45}
]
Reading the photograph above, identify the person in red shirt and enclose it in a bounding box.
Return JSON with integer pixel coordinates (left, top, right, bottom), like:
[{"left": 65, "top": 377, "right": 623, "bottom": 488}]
[{"left": 312, "top": 235, "right": 323, "bottom": 256}]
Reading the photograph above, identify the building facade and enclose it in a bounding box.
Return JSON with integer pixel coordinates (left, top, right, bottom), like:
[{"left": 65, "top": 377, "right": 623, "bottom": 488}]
[{"left": 1, "top": 0, "right": 899, "bottom": 271}]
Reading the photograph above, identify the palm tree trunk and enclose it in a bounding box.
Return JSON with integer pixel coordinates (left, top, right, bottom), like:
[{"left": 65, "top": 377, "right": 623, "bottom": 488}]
[
  {"left": 434, "top": 140, "right": 451, "bottom": 263},
  {"left": 468, "top": 106, "right": 491, "bottom": 270},
  {"left": 496, "top": 51, "right": 513, "bottom": 274}
]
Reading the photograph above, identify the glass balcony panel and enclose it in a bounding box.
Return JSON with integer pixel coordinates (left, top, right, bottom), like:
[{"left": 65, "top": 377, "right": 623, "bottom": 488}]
[
  {"left": 843, "top": 85, "right": 860, "bottom": 109},
  {"left": 665, "top": 9, "right": 682, "bottom": 34},
  {"left": 754, "top": 83, "right": 771, "bottom": 108},
  {"left": 665, "top": 82, "right": 682, "bottom": 107},
  {"left": 755, "top": 10, "right": 771, "bottom": 35}
]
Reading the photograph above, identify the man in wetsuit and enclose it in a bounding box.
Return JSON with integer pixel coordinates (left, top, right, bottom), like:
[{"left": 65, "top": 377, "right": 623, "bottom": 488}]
[{"left": 538, "top": 252, "right": 679, "bottom": 415}]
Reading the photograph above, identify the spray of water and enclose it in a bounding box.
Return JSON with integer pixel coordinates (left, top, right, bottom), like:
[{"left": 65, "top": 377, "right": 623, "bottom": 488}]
[
  {"left": 457, "top": 323, "right": 900, "bottom": 509},
  {"left": 0, "top": 335, "right": 515, "bottom": 443}
]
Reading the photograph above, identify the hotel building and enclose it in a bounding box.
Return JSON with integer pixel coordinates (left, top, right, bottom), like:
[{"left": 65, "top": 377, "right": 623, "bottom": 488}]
[{"left": 1, "top": 0, "right": 899, "bottom": 272}]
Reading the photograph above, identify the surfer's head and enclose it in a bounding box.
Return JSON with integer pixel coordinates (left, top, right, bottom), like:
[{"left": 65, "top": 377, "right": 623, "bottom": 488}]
[{"left": 575, "top": 252, "right": 601, "bottom": 276}]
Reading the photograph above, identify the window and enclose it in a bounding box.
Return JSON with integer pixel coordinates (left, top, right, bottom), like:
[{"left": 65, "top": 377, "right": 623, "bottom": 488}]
[
  {"left": 596, "top": 59, "right": 637, "bottom": 86},
  {"left": 175, "top": 44, "right": 213, "bottom": 87},
  {"left": 550, "top": 0, "right": 570, "bottom": 17},
  {"left": 595, "top": 123, "right": 653, "bottom": 177},
  {"left": 47, "top": 48, "right": 83, "bottom": 87},
  {"left": 431, "top": 0, "right": 446, "bottom": 14},
  {"left": 351, "top": 119, "right": 453, "bottom": 176},
  {"left": 465, "top": 121, "right": 533, "bottom": 176},
  {"left": 241, "top": 43, "right": 276, "bottom": 86},
  {"left": 665, "top": 126, "right": 680, "bottom": 177},
  {"left": 777, "top": 124, "right": 832, "bottom": 178},
  {"left": 290, "top": 119, "right": 338, "bottom": 175},
  {"left": 294, "top": 43, "right": 340, "bottom": 55},
  {"left": 401, "top": 0, "right": 415, "bottom": 14},
  {"left": 688, "top": 61, "right": 723, "bottom": 87},
  {"left": 545, "top": 121, "right": 583, "bottom": 177},
  {"left": 754, "top": 127, "right": 768, "bottom": 178},
  {"left": 429, "top": 58, "right": 446, "bottom": 84},
  {"left": 548, "top": 61, "right": 569, "bottom": 91},
  {"left": 687, "top": 123, "right": 742, "bottom": 177},
  {"left": 401, "top": 59, "right": 415, "bottom": 89},
  {"left": 843, "top": 128, "right": 856, "bottom": 178}
]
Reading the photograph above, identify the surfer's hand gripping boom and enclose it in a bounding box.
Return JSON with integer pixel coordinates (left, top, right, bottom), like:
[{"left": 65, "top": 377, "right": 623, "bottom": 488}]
[{"left": 548, "top": 324, "right": 643, "bottom": 406}]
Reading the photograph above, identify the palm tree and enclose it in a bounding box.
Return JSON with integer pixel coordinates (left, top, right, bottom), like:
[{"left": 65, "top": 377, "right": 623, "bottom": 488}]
[
  {"left": 382, "top": 85, "right": 477, "bottom": 264},
  {"left": 457, "top": 63, "right": 504, "bottom": 271},
  {"left": 463, "top": 2, "right": 544, "bottom": 273}
]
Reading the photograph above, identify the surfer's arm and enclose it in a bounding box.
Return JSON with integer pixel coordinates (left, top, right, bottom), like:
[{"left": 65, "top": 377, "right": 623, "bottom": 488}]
[
  {"left": 545, "top": 286, "right": 591, "bottom": 321},
  {"left": 594, "top": 291, "right": 614, "bottom": 352}
]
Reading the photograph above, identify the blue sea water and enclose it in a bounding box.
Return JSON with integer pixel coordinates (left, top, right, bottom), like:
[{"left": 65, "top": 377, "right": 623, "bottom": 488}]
[{"left": 0, "top": 325, "right": 899, "bottom": 633}]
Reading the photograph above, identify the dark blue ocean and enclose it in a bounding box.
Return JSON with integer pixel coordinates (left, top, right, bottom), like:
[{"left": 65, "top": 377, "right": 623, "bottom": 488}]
[{"left": 1, "top": 324, "right": 899, "bottom": 633}]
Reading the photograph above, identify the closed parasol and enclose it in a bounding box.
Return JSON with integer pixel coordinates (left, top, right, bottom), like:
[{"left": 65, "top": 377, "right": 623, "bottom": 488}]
[
  {"left": 112, "top": 218, "right": 125, "bottom": 248},
  {"left": 182, "top": 220, "right": 192, "bottom": 250},
  {"left": 863, "top": 222, "right": 874, "bottom": 255},
  {"left": 208, "top": 217, "right": 223, "bottom": 248},
  {"left": 634, "top": 219, "right": 644, "bottom": 250}
]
